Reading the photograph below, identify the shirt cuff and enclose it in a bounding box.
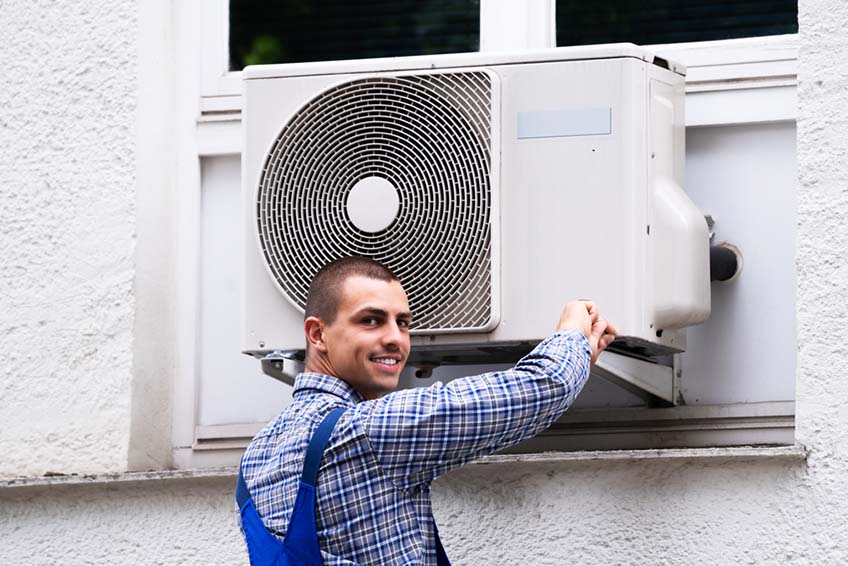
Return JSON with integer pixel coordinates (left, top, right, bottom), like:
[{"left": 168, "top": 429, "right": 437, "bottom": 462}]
[{"left": 549, "top": 329, "right": 592, "bottom": 356}]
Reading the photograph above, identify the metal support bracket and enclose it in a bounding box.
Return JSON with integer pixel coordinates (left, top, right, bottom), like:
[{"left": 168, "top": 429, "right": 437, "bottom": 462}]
[
  {"left": 592, "top": 351, "right": 676, "bottom": 405},
  {"left": 260, "top": 350, "right": 304, "bottom": 386}
]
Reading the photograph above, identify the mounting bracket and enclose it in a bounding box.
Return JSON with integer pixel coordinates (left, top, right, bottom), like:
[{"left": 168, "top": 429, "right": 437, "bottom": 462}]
[{"left": 592, "top": 351, "right": 677, "bottom": 405}]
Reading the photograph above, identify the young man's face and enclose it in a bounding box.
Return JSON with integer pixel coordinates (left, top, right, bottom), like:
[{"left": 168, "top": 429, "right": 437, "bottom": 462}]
[{"left": 317, "top": 275, "right": 412, "bottom": 400}]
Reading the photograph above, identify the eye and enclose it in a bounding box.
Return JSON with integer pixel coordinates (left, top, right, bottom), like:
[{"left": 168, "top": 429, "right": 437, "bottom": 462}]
[
  {"left": 362, "top": 317, "right": 380, "bottom": 326},
  {"left": 397, "top": 319, "right": 411, "bottom": 329}
]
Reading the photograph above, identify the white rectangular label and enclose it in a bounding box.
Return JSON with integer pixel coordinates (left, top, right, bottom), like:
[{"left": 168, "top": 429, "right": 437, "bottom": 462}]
[{"left": 517, "top": 108, "right": 612, "bottom": 139}]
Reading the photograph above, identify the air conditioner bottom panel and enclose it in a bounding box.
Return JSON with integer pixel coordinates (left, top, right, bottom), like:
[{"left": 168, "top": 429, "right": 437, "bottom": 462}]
[{"left": 245, "top": 335, "right": 681, "bottom": 368}]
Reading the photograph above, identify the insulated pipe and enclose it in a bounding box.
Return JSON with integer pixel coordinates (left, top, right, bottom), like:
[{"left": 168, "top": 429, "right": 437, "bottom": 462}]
[{"left": 710, "top": 242, "right": 743, "bottom": 282}]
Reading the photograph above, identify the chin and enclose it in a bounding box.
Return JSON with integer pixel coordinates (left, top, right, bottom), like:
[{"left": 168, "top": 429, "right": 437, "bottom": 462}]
[
  {"left": 374, "top": 376, "right": 400, "bottom": 394},
  {"left": 378, "top": 375, "right": 401, "bottom": 389}
]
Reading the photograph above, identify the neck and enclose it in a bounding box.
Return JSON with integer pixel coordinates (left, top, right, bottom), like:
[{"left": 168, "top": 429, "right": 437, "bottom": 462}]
[
  {"left": 304, "top": 354, "right": 380, "bottom": 401},
  {"left": 304, "top": 352, "right": 334, "bottom": 377}
]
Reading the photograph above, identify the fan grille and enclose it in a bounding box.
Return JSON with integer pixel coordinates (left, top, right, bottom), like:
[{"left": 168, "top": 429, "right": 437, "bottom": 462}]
[{"left": 256, "top": 71, "right": 495, "bottom": 332}]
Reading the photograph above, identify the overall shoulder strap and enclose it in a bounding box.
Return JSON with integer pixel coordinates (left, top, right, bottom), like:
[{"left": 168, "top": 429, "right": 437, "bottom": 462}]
[
  {"left": 281, "top": 406, "right": 348, "bottom": 564},
  {"left": 236, "top": 466, "right": 251, "bottom": 509},
  {"left": 300, "top": 406, "right": 346, "bottom": 487},
  {"left": 236, "top": 406, "right": 347, "bottom": 508}
]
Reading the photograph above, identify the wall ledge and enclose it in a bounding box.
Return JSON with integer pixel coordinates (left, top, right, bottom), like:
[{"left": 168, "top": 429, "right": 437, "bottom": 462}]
[
  {"left": 477, "top": 444, "right": 807, "bottom": 465},
  {"left": 0, "top": 445, "right": 806, "bottom": 490},
  {"left": 0, "top": 467, "right": 238, "bottom": 490}
]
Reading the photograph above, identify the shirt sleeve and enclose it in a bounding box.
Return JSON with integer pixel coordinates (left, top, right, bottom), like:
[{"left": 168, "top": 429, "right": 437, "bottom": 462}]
[{"left": 353, "top": 330, "right": 592, "bottom": 488}]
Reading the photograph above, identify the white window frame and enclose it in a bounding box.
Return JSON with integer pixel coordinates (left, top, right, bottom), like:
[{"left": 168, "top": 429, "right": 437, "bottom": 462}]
[
  {"left": 193, "top": 1, "right": 798, "bottom": 151},
  {"left": 172, "top": 0, "right": 798, "bottom": 469}
]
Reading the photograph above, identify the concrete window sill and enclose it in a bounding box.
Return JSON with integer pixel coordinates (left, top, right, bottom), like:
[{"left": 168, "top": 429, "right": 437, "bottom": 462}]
[
  {"left": 475, "top": 444, "right": 807, "bottom": 465},
  {"left": 0, "top": 444, "right": 807, "bottom": 490}
]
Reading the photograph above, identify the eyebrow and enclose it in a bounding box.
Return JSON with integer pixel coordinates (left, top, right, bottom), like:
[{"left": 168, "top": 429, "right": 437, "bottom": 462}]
[{"left": 355, "top": 307, "right": 413, "bottom": 320}]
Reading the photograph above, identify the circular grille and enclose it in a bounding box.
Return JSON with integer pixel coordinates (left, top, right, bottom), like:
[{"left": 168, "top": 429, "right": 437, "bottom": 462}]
[{"left": 257, "top": 71, "right": 495, "bottom": 332}]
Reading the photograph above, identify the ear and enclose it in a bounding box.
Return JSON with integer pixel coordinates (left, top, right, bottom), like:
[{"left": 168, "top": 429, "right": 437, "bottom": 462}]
[{"left": 304, "top": 316, "right": 328, "bottom": 353}]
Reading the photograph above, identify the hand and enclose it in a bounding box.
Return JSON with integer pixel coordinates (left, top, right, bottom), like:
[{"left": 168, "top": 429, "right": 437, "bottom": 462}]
[{"left": 556, "top": 301, "right": 618, "bottom": 364}]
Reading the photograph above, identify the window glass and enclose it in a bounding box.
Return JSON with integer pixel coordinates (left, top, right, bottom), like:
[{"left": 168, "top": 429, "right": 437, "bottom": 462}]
[
  {"left": 556, "top": 0, "right": 796, "bottom": 46},
  {"left": 230, "top": 0, "right": 480, "bottom": 70}
]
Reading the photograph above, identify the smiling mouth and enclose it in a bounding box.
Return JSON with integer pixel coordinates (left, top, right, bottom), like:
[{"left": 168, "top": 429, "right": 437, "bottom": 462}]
[{"left": 370, "top": 356, "right": 401, "bottom": 367}]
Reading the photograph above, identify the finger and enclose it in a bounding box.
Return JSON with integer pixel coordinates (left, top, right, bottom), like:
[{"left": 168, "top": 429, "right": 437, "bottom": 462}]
[
  {"left": 591, "top": 317, "right": 608, "bottom": 341},
  {"left": 593, "top": 335, "right": 615, "bottom": 362},
  {"left": 603, "top": 321, "right": 619, "bottom": 337},
  {"left": 591, "top": 314, "right": 607, "bottom": 332},
  {"left": 580, "top": 301, "right": 599, "bottom": 323},
  {"left": 599, "top": 333, "right": 616, "bottom": 351}
]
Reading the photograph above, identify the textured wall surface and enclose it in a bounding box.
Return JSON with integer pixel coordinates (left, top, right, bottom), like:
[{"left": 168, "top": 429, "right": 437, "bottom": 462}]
[
  {"left": 0, "top": 478, "right": 244, "bottom": 566},
  {"left": 435, "top": 459, "right": 815, "bottom": 565},
  {"left": 5, "top": 0, "right": 848, "bottom": 564},
  {"left": 0, "top": 0, "right": 137, "bottom": 475},
  {"left": 0, "top": 457, "right": 819, "bottom": 566}
]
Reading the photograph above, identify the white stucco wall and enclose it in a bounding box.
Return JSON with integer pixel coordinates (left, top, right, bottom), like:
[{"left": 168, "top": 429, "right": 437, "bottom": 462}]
[
  {"left": 3, "top": 0, "right": 848, "bottom": 565},
  {"left": 0, "top": 477, "right": 244, "bottom": 565},
  {"left": 0, "top": 0, "right": 138, "bottom": 476}
]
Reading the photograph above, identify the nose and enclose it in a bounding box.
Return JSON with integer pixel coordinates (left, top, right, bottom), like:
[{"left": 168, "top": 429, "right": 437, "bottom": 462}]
[{"left": 382, "top": 320, "right": 404, "bottom": 350}]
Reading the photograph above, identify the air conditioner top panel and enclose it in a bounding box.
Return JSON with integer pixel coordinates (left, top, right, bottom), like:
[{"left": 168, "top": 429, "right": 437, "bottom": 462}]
[{"left": 242, "top": 43, "right": 685, "bottom": 81}]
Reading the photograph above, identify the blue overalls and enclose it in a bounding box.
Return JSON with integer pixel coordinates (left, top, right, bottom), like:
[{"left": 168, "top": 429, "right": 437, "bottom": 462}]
[{"left": 237, "top": 407, "right": 451, "bottom": 565}]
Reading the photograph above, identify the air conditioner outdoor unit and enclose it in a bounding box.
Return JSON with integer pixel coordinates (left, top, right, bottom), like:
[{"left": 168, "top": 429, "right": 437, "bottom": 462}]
[{"left": 241, "top": 44, "right": 710, "bottom": 369}]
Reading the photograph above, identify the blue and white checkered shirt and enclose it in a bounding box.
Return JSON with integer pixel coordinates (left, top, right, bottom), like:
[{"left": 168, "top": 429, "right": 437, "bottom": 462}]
[{"left": 241, "top": 330, "right": 591, "bottom": 565}]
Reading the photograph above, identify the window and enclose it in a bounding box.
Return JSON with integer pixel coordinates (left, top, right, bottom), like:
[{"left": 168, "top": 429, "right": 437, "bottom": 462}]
[
  {"left": 556, "top": 0, "right": 796, "bottom": 46},
  {"left": 175, "top": 1, "right": 799, "bottom": 467},
  {"left": 229, "top": 0, "right": 480, "bottom": 69}
]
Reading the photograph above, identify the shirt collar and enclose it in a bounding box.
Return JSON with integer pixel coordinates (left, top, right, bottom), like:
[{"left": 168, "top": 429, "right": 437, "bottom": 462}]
[{"left": 293, "top": 372, "right": 367, "bottom": 405}]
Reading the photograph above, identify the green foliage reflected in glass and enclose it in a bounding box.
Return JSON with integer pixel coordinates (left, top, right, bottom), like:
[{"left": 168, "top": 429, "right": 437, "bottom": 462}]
[{"left": 242, "top": 35, "right": 287, "bottom": 67}]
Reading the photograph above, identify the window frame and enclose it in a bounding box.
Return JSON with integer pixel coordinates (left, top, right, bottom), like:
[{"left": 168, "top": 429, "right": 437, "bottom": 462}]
[{"left": 172, "top": 0, "right": 799, "bottom": 469}]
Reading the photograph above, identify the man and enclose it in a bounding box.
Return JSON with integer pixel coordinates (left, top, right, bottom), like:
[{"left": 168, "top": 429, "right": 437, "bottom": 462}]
[{"left": 240, "top": 257, "right": 616, "bottom": 564}]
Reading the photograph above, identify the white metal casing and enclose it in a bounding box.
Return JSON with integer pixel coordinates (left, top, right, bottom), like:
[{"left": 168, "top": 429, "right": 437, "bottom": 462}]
[{"left": 241, "top": 45, "right": 710, "bottom": 359}]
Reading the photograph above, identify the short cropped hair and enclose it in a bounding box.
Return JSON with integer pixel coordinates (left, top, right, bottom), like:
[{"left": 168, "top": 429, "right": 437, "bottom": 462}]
[{"left": 304, "top": 257, "right": 399, "bottom": 324}]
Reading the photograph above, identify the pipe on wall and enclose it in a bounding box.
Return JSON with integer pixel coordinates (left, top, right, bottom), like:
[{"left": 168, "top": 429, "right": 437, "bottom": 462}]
[{"left": 710, "top": 242, "right": 743, "bottom": 282}]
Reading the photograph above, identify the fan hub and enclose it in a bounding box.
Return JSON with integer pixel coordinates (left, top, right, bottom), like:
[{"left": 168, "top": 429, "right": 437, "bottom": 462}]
[{"left": 346, "top": 176, "right": 400, "bottom": 233}]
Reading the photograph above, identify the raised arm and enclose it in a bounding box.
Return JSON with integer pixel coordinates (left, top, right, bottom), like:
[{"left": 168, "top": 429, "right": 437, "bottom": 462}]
[{"left": 354, "top": 301, "right": 616, "bottom": 488}]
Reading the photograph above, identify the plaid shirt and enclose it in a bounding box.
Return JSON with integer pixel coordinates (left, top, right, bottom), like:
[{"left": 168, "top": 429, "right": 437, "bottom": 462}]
[{"left": 240, "top": 330, "right": 591, "bottom": 565}]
